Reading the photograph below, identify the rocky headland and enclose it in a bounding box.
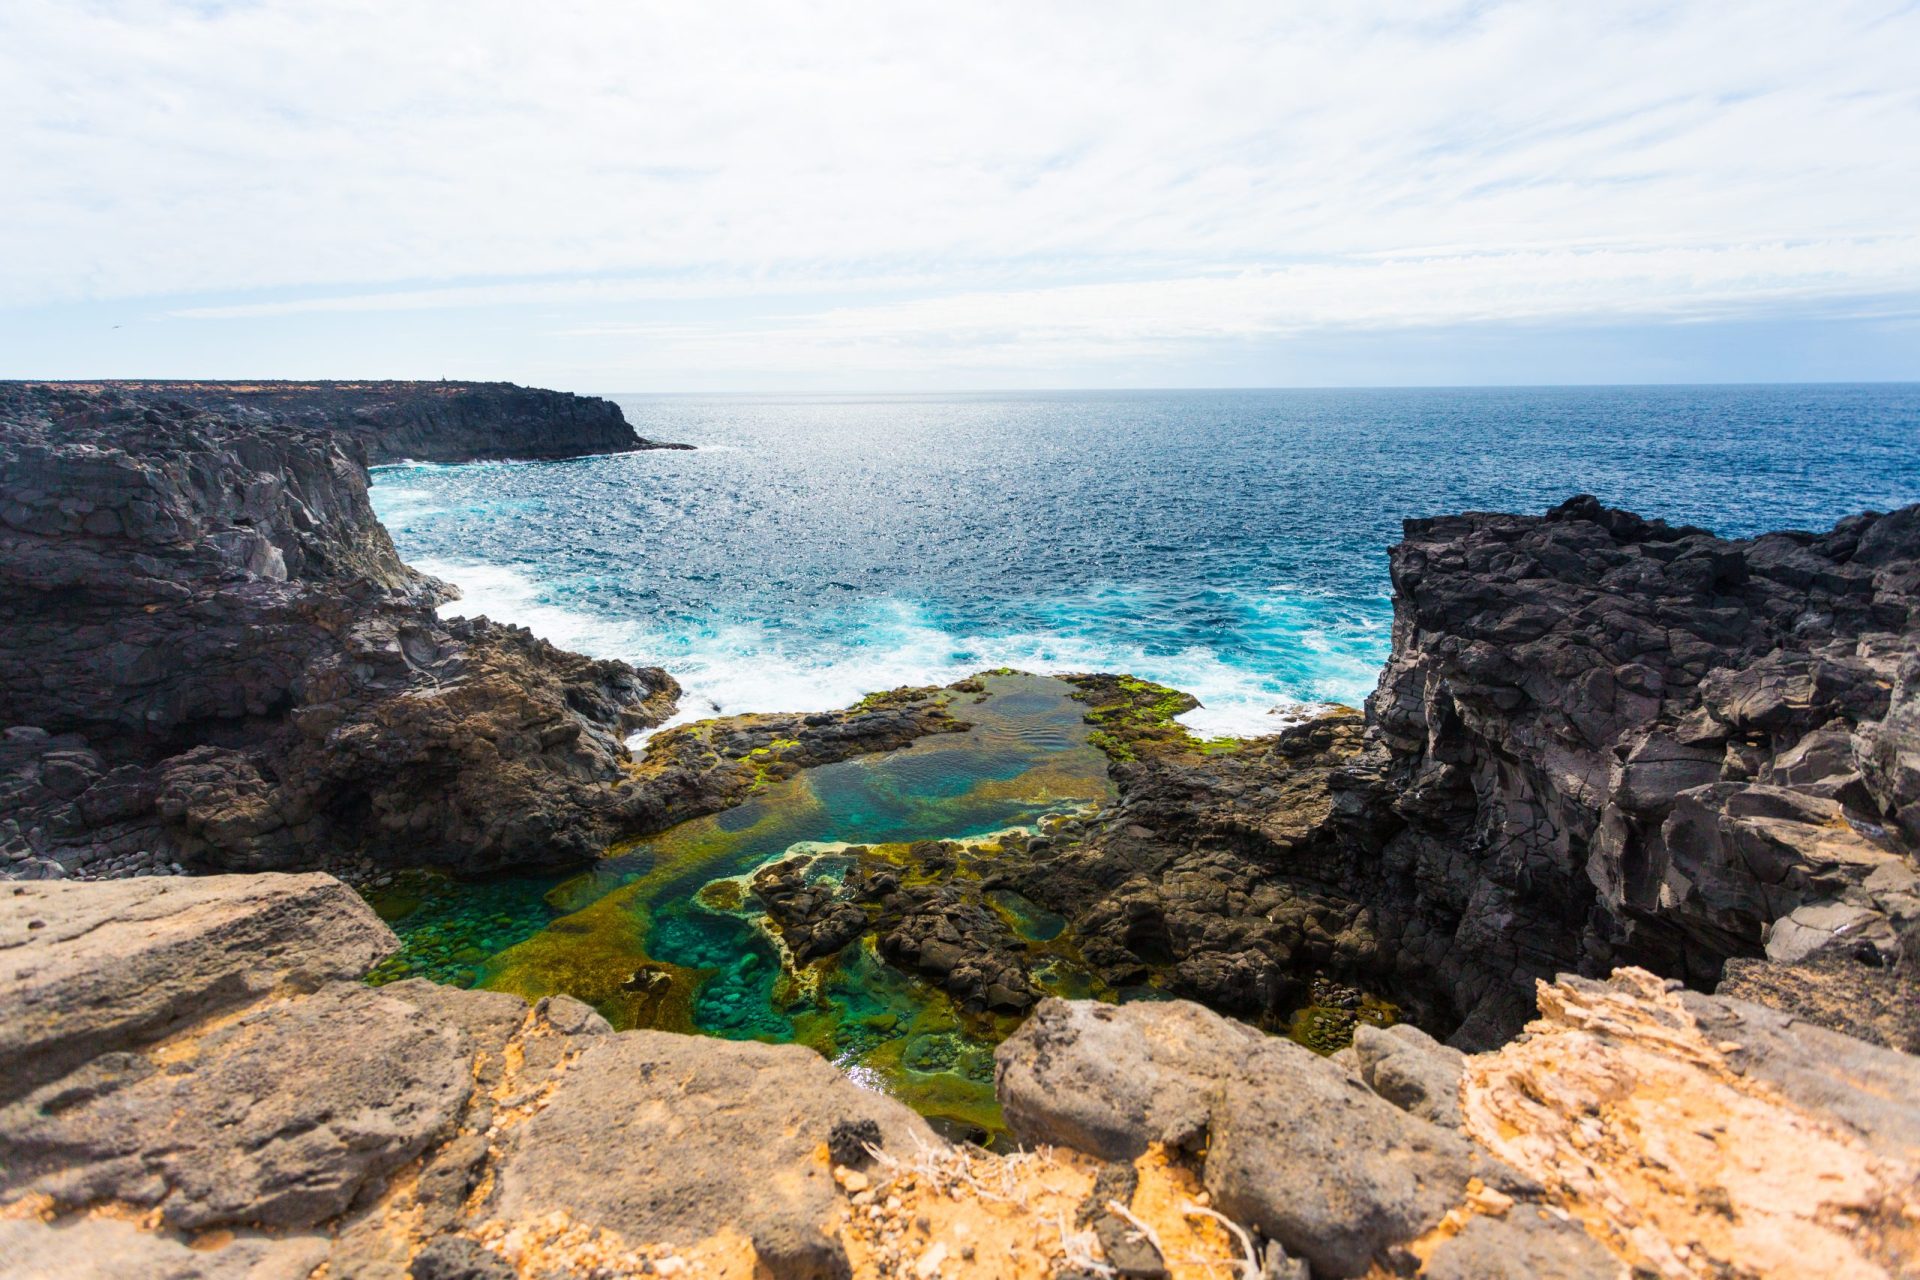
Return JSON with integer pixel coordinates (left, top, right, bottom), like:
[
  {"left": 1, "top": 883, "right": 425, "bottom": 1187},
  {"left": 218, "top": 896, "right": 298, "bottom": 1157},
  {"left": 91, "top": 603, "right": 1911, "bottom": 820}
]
[
  {"left": 0, "top": 383, "right": 968, "bottom": 883},
  {"left": 3, "top": 380, "right": 1917, "bottom": 1277},
  {"left": 39, "top": 380, "right": 692, "bottom": 463},
  {"left": 988, "top": 498, "right": 1920, "bottom": 1054}
]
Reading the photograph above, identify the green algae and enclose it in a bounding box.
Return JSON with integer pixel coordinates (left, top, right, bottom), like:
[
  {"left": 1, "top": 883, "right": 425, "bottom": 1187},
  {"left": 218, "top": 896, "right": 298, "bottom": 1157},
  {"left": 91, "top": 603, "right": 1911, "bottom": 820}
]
[
  {"left": 1287, "top": 991, "right": 1398, "bottom": 1054},
  {"left": 1065, "top": 673, "right": 1248, "bottom": 761},
  {"left": 362, "top": 671, "right": 1398, "bottom": 1141}
]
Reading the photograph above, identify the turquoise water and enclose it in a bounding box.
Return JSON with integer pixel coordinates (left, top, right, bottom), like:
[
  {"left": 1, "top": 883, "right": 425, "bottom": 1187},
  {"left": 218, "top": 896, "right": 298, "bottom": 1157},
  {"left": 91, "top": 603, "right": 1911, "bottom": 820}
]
[
  {"left": 371, "top": 385, "right": 1920, "bottom": 737},
  {"left": 368, "top": 673, "right": 1115, "bottom": 1137}
]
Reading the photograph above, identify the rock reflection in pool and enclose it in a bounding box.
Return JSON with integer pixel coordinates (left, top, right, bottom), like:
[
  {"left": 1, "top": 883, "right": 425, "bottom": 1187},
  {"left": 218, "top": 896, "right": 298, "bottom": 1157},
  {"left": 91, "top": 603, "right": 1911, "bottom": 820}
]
[{"left": 372, "top": 673, "right": 1118, "bottom": 1140}]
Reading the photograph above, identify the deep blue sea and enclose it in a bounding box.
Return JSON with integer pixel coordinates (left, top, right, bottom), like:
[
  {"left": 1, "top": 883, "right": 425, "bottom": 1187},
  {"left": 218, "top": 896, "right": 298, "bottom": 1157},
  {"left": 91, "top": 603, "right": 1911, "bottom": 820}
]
[{"left": 371, "top": 385, "right": 1920, "bottom": 737}]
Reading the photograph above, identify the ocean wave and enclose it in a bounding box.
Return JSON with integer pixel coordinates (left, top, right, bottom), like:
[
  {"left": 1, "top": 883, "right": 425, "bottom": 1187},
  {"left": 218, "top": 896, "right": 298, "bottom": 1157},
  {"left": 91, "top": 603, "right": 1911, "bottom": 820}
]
[{"left": 416, "top": 558, "right": 1378, "bottom": 740}]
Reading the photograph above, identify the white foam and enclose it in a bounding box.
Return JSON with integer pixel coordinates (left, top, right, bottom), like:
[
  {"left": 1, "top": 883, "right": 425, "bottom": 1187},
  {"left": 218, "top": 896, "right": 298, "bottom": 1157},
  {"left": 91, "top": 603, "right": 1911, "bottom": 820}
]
[{"left": 418, "top": 558, "right": 1366, "bottom": 741}]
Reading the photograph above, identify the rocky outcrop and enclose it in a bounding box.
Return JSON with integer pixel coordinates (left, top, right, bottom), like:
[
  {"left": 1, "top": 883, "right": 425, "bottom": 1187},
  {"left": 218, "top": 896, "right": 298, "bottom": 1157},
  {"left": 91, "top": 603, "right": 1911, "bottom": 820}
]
[
  {"left": 1009, "top": 500, "right": 1920, "bottom": 1051},
  {"left": 1, "top": 384, "right": 680, "bottom": 878},
  {"left": 57, "top": 380, "right": 690, "bottom": 462},
  {"left": 998, "top": 969, "right": 1920, "bottom": 1279},
  {"left": 1007, "top": 705, "right": 1394, "bottom": 1023},
  {"left": 1361, "top": 496, "right": 1920, "bottom": 1043},
  {"left": 0, "top": 872, "right": 1262, "bottom": 1280}
]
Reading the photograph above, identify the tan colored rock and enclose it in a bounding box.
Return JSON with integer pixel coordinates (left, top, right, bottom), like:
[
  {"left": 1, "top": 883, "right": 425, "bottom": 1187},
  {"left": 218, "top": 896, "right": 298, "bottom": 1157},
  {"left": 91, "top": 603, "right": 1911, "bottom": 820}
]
[
  {"left": 0, "top": 872, "right": 394, "bottom": 1101},
  {"left": 1463, "top": 968, "right": 1920, "bottom": 1279}
]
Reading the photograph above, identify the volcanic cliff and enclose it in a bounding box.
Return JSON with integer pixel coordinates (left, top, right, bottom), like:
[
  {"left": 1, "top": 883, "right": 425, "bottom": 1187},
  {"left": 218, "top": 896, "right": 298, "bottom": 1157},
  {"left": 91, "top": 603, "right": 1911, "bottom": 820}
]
[
  {"left": 43, "top": 380, "right": 692, "bottom": 463},
  {"left": 0, "top": 383, "right": 965, "bottom": 881},
  {"left": 1000, "top": 498, "right": 1920, "bottom": 1051}
]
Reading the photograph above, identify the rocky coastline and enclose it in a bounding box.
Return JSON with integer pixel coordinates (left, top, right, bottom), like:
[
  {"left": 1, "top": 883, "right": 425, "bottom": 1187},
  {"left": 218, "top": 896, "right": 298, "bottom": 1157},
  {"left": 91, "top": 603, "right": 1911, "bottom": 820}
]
[
  {"left": 3, "top": 380, "right": 1917, "bottom": 1277},
  {"left": 0, "top": 383, "right": 959, "bottom": 883},
  {"left": 36, "top": 380, "right": 693, "bottom": 463},
  {"left": 7, "top": 871, "right": 1916, "bottom": 1279}
]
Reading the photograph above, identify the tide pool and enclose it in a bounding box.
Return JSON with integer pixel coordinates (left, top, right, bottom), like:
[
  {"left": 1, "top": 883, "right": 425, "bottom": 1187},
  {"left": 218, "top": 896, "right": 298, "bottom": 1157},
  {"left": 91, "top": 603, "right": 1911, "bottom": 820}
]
[{"left": 368, "top": 673, "right": 1119, "bottom": 1138}]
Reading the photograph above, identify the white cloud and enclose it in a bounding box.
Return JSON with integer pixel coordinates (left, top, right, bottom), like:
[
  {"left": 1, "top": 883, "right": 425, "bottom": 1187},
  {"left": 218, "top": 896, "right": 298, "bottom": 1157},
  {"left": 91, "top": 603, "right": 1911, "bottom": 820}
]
[{"left": 2, "top": 0, "right": 1917, "bottom": 377}]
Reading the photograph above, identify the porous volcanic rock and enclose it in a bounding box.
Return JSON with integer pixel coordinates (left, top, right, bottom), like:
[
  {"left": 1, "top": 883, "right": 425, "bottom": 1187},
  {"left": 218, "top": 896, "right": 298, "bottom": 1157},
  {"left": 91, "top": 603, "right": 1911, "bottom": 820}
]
[
  {"left": 0, "top": 384, "right": 680, "bottom": 877},
  {"left": 1013, "top": 499, "right": 1920, "bottom": 1049}
]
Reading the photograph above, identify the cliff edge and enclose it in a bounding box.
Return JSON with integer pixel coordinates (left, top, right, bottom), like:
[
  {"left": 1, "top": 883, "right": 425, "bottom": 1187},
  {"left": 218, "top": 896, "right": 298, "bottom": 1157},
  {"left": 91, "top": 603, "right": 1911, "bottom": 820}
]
[
  {"left": 0, "top": 384, "right": 681, "bottom": 877},
  {"left": 27, "top": 380, "right": 691, "bottom": 463}
]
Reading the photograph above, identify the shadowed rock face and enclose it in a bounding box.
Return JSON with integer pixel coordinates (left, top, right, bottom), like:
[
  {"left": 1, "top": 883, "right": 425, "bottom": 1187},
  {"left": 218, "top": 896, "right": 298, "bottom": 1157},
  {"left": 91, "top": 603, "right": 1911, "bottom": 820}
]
[
  {"left": 1361, "top": 495, "right": 1920, "bottom": 1044},
  {"left": 1009, "top": 498, "right": 1919, "bottom": 1051},
  {"left": 40, "top": 379, "right": 691, "bottom": 462},
  {"left": 0, "top": 384, "right": 681, "bottom": 877}
]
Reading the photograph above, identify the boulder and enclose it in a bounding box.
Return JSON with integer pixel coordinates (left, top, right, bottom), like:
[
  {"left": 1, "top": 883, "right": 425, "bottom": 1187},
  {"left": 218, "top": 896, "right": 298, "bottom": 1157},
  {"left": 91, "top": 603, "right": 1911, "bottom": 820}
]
[
  {"left": 0, "top": 871, "right": 393, "bottom": 1100},
  {"left": 487, "top": 1030, "right": 938, "bottom": 1279},
  {"left": 1353, "top": 1022, "right": 1467, "bottom": 1129},
  {"left": 996, "top": 998, "right": 1540, "bottom": 1278}
]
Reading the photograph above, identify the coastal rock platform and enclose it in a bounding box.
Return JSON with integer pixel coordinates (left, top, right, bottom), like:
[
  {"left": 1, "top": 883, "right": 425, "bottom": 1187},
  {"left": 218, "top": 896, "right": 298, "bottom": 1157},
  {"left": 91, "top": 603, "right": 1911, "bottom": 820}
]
[{"left": 8, "top": 869, "right": 1917, "bottom": 1278}]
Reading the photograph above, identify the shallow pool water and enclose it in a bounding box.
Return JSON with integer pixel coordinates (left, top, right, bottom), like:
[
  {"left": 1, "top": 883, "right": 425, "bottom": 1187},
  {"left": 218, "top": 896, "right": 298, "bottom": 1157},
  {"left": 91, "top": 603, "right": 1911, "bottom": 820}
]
[{"left": 367, "top": 672, "right": 1120, "bottom": 1138}]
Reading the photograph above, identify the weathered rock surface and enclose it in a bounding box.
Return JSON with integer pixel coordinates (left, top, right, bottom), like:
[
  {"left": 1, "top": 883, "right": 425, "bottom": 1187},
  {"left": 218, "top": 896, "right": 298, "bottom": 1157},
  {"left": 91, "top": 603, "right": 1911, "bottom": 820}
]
[
  {"left": 59, "top": 380, "right": 691, "bottom": 462},
  {"left": 0, "top": 1216, "right": 329, "bottom": 1280},
  {"left": 3, "top": 979, "right": 475, "bottom": 1230},
  {"left": 1013, "top": 499, "right": 1920, "bottom": 1050},
  {"left": 1, "top": 384, "right": 681, "bottom": 877},
  {"left": 0, "top": 872, "right": 392, "bottom": 1100},
  {"left": 1002, "top": 974, "right": 1920, "bottom": 1279},
  {"left": 995, "top": 998, "right": 1592, "bottom": 1279},
  {"left": 487, "top": 1032, "right": 935, "bottom": 1278},
  {"left": 1466, "top": 968, "right": 1920, "bottom": 1279},
  {"left": 1353, "top": 1022, "right": 1466, "bottom": 1130}
]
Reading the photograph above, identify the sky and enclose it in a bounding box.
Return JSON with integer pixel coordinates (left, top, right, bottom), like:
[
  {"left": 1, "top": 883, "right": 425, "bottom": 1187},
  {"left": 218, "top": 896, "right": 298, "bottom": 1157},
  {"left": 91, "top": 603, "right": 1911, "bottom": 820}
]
[{"left": 3, "top": 0, "right": 1919, "bottom": 391}]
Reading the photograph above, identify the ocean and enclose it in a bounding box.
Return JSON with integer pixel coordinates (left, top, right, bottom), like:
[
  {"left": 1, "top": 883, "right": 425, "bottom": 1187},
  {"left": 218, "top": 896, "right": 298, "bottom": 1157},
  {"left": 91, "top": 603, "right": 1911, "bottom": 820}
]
[{"left": 371, "top": 384, "right": 1920, "bottom": 737}]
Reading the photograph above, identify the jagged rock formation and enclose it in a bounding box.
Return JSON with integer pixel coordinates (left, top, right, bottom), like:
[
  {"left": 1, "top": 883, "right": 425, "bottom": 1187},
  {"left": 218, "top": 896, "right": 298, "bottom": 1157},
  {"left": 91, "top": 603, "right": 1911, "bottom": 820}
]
[
  {"left": 1362, "top": 496, "right": 1920, "bottom": 1044},
  {"left": 0, "top": 384, "right": 680, "bottom": 877},
  {"left": 1010, "top": 499, "right": 1920, "bottom": 1050},
  {"left": 48, "top": 380, "right": 690, "bottom": 462}
]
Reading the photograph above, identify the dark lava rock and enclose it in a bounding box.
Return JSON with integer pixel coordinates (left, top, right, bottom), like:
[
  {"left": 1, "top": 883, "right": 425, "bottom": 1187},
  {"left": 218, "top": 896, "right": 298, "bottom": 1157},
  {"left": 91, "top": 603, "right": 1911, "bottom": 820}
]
[
  {"left": 753, "top": 855, "right": 872, "bottom": 962},
  {"left": 60, "top": 378, "right": 692, "bottom": 461},
  {"left": 828, "top": 1117, "right": 884, "bottom": 1168},
  {"left": 410, "top": 1237, "right": 517, "bottom": 1280},
  {"left": 871, "top": 884, "right": 1042, "bottom": 1014},
  {"left": 1362, "top": 495, "right": 1920, "bottom": 1043},
  {"left": 1, "top": 383, "right": 680, "bottom": 877},
  {"left": 1016, "top": 497, "right": 1920, "bottom": 1050}
]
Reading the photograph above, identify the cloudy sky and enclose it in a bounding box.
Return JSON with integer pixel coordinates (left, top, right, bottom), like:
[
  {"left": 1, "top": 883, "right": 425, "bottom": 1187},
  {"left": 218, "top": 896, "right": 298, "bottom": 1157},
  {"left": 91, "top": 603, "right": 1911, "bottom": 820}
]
[{"left": 4, "top": 1, "right": 1918, "bottom": 390}]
